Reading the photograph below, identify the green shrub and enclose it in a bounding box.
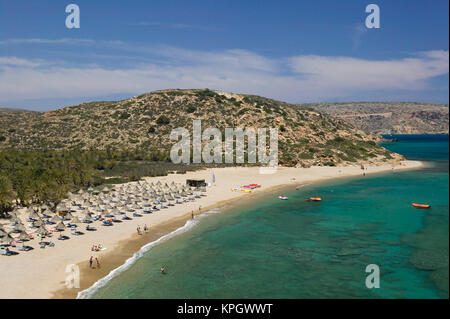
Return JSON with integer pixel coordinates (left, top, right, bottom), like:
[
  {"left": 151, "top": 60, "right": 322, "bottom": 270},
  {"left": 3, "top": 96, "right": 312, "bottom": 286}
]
[
  {"left": 118, "top": 112, "right": 130, "bottom": 120},
  {"left": 237, "top": 108, "right": 250, "bottom": 116},
  {"left": 299, "top": 152, "right": 314, "bottom": 159},
  {"left": 186, "top": 105, "right": 196, "bottom": 113},
  {"left": 156, "top": 115, "right": 170, "bottom": 125},
  {"left": 263, "top": 105, "right": 272, "bottom": 114}
]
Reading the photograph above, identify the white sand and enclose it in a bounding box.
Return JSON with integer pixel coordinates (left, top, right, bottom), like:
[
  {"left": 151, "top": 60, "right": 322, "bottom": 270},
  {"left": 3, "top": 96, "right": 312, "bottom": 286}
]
[{"left": 0, "top": 161, "right": 423, "bottom": 299}]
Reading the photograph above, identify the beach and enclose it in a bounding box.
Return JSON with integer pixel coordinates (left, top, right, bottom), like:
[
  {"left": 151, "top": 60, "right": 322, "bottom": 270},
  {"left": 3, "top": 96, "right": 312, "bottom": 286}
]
[{"left": 0, "top": 160, "right": 423, "bottom": 299}]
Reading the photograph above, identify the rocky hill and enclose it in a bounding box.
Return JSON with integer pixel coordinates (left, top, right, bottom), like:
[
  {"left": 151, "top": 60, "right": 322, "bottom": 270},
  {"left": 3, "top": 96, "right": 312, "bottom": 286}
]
[
  {"left": 305, "top": 102, "right": 449, "bottom": 135},
  {"left": 0, "top": 89, "right": 400, "bottom": 167}
]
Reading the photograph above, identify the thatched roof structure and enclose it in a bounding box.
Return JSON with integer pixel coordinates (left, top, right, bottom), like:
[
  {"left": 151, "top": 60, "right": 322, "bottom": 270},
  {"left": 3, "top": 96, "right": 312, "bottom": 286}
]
[{"left": 56, "top": 222, "right": 66, "bottom": 231}]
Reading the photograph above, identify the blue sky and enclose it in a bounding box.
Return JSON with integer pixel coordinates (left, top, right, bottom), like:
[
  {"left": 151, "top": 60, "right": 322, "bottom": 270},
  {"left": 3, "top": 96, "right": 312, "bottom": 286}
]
[{"left": 0, "top": 0, "right": 448, "bottom": 110}]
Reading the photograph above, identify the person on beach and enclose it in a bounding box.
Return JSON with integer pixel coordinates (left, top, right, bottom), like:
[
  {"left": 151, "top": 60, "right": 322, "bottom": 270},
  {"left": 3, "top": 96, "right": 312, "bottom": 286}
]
[
  {"left": 144, "top": 225, "right": 148, "bottom": 232},
  {"left": 137, "top": 226, "right": 142, "bottom": 235},
  {"left": 191, "top": 211, "right": 194, "bottom": 219},
  {"left": 89, "top": 256, "right": 94, "bottom": 268},
  {"left": 95, "top": 257, "right": 101, "bottom": 269}
]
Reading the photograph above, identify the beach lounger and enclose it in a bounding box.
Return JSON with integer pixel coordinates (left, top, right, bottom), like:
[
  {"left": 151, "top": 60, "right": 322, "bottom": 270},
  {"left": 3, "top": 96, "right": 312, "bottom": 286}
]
[
  {"left": 0, "top": 248, "right": 17, "bottom": 256},
  {"left": 133, "top": 213, "right": 142, "bottom": 217},
  {"left": 18, "top": 245, "right": 33, "bottom": 251}
]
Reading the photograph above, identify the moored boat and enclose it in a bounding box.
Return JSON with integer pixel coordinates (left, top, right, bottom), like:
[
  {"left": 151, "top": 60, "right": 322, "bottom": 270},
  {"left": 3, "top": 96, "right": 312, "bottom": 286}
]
[
  {"left": 278, "top": 196, "right": 288, "bottom": 200},
  {"left": 412, "top": 203, "right": 430, "bottom": 209},
  {"left": 307, "top": 197, "right": 322, "bottom": 201}
]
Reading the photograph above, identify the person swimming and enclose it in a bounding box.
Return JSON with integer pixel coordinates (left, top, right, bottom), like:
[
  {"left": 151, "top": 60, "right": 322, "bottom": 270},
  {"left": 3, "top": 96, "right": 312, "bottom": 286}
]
[{"left": 160, "top": 266, "right": 166, "bottom": 274}]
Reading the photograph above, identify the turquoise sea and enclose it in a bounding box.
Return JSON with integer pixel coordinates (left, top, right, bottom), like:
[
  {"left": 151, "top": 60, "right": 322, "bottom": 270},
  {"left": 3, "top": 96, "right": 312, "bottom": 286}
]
[{"left": 89, "top": 135, "right": 449, "bottom": 299}]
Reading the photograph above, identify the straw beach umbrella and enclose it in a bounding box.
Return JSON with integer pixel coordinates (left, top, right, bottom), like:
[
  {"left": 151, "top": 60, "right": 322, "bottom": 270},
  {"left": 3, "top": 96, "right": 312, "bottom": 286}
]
[
  {"left": 0, "top": 235, "right": 12, "bottom": 245},
  {"left": 56, "top": 222, "right": 66, "bottom": 232},
  {"left": 36, "top": 225, "right": 48, "bottom": 235},
  {"left": 28, "top": 210, "right": 40, "bottom": 220},
  {"left": 72, "top": 216, "right": 82, "bottom": 224},
  {"left": 18, "top": 231, "right": 30, "bottom": 242},
  {"left": 32, "top": 219, "right": 43, "bottom": 227},
  {"left": 10, "top": 216, "right": 20, "bottom": 224},
  {"left": 15, "top": 223, "right": 26, "bottom": 232},
  {"left": 9, "top": 209, "right": 18, "bottom": 218}
]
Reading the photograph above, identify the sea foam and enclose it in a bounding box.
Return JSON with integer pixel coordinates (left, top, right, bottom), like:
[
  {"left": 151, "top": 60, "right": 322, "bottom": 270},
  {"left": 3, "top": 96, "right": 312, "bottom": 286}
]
[{"left": 76, "top": 218, "right": 199, "bottom": 299}]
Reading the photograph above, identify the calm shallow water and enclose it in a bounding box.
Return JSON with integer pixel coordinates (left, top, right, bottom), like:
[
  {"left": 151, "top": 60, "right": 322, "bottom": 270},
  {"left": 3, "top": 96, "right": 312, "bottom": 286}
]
[{"left": 91, "top": 135, "right": 449, "bottom": 299}]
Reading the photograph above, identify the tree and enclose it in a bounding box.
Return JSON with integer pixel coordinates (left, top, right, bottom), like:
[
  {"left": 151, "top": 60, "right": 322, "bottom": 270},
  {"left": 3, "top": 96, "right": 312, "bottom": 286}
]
[
  {"left": 0, "top": 175, "right": 16, "bottom": 216},
  {"left": 10, "top": 170, "right": 33, "bottom": 206}
]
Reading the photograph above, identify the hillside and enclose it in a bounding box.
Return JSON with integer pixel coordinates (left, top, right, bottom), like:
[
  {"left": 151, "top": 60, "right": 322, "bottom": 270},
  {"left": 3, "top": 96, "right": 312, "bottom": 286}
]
[
  {"left": 0, "top": 89, "right": 400, "bottom": 167},
  {"left": 305, "top": 102, "right": 449, "bottom": 135}
]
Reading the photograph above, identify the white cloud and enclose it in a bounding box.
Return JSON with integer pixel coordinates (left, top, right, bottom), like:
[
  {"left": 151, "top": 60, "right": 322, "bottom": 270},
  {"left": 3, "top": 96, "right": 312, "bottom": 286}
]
[
  {"left": 289, "top": 51, "right": 449, "bottom": 91},
  {"left": 0, "top": 38, "right": 95, "bottom": 45},
  {"left": 0, "top": 57, "right": 43, "bottom": 67},
  {"left": 126, "top": 22, "right": 222, "bottom": 32},
  {"left": 0, "top": 46, "right": 448, "bottom": 106}
]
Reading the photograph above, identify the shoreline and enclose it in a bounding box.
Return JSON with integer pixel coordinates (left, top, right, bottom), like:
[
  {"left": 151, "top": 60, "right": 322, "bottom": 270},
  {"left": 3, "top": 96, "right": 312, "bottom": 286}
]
[
  {"left": 64, "top": 184, "right": 288, "bottom": 299},
  {"left": 0, "top": 161, "right": 424, "bottom": 299}
]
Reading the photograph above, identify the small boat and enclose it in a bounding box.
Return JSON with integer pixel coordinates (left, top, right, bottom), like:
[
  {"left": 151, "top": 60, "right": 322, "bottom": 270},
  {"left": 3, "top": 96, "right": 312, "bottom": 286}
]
[
  {"left": 307, "top": 197, "right": 322, "bottom": 201},
  {"left": 278, "top": 196, "right": 288, "bottom": 200},
  {"left": 412, "top": 203, "right": 430, "bottom": 209},
  {"left": 232, "top": 188, "right": 252, "bottom": 193},
  {"left": 242, "top": 184, "right": 261, "bottom": 189}
]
